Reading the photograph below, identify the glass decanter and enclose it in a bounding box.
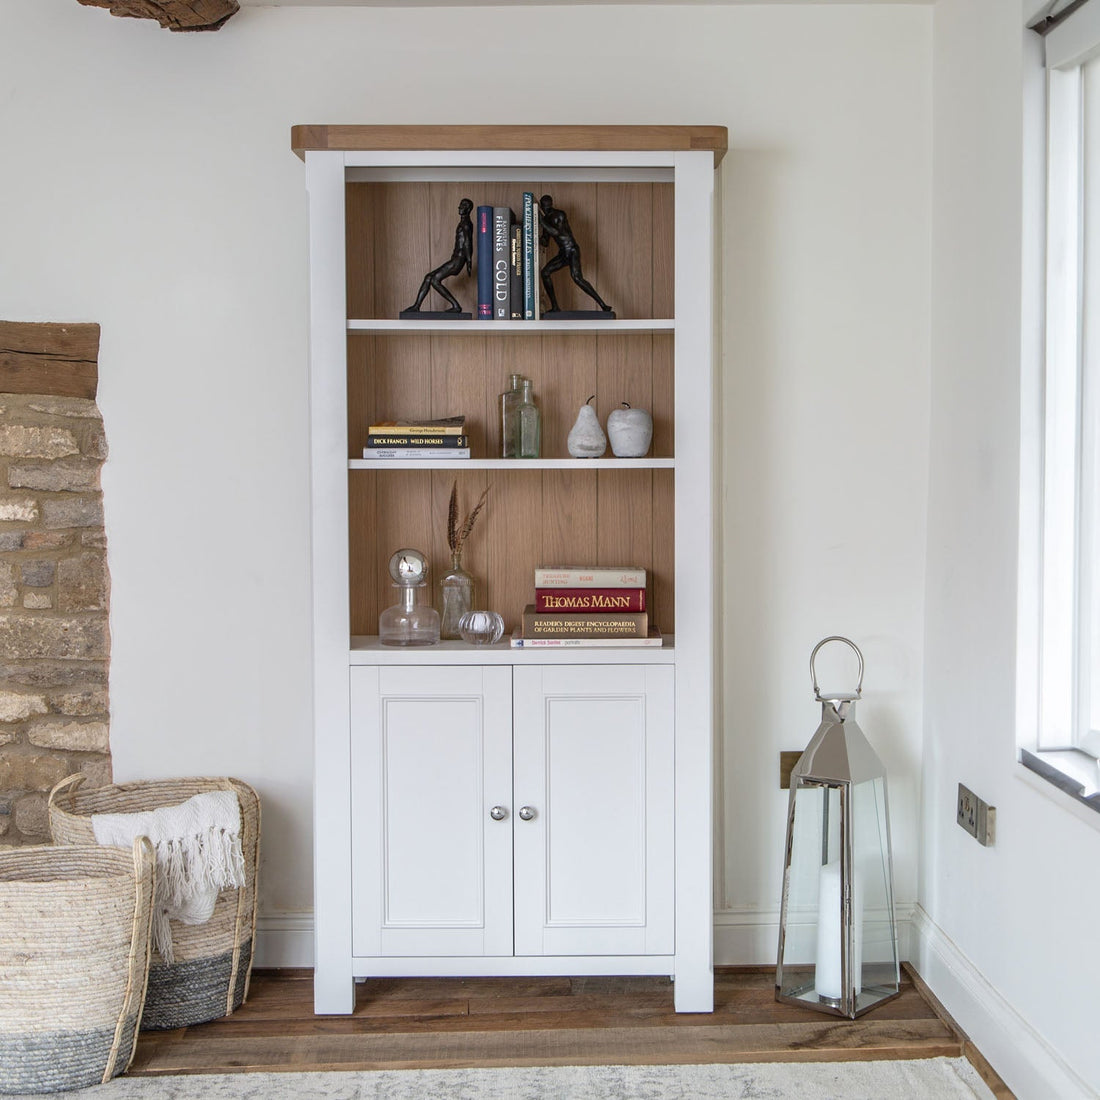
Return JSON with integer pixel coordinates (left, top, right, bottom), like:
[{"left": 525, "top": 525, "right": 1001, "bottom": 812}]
[{"left": 378, "top": 548, "right": 440, "bottom": 646}]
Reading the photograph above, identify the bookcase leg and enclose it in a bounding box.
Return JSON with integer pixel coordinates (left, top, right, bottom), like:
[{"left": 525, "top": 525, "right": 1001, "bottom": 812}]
[
  {"left": 313, "top": 968, "right": 355, "bottom": 1015},
  {"left": 673, "top": 961, "right": 715, "bottom": 1013}
]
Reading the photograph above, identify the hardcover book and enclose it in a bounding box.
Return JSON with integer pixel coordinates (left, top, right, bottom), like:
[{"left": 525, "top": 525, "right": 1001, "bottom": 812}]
[
  {"left": 493, "top": 207, "right": 513, "bottom": 321},
  {"left": 368, "top": 417, "right": 466, "bottom": 434},
  {"left": 533, "top": 566, "right": 647, "bottom": 588},
  {"left": 534, "top": 587, "right": 646, "bottom": 612},
  {"left": 522, "top": 192, "right": 536, "bottom": 320},
  {"left": 522, "top": 605, "right": 648, "bottom": 639},
  {"left": 510, "top": 628, "right": 663, "bottom": 649},
  {"left": 361, "top": 448, "right": 471, "bottom": 460},
  {"left": 509, "top": 223, "right": 523, "bottom": 319},
  {"left": 477, "top": 205, "right": 493, "bottom": 320},
  {"left": 366, "top": 434, "right": 469, "bottom": 448}
]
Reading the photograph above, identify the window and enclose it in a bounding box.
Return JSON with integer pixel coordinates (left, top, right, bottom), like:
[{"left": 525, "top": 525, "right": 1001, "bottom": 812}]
[{"left": 1024, "top": 1, "right": 1100, "bottom": 809}]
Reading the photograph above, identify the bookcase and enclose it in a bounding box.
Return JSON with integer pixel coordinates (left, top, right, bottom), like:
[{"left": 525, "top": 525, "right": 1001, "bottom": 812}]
[{"left": 294, "top": 125, "right": 725, "bottom": 1015}]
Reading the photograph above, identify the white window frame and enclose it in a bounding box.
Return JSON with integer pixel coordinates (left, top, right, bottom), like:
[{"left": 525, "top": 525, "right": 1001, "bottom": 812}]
[
  {"left": 1040, "top": 60, "right": 1090, "bottom": 754},
  {"left": 1022, "top": 0, "right": 1100, "bottom": 815}
]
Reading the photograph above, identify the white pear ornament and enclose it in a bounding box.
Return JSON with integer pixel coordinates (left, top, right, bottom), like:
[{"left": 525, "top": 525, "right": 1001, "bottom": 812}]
[
  {"left": 607, "top": 402, "right": 653, "bottom": 458},
  {"left": 567, "top": 395, "right": 607, "bottom": 458}
]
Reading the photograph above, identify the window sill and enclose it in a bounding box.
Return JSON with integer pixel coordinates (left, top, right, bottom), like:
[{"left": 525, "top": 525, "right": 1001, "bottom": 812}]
[{"left": 1018, "top": 748, "right": 1100, "bottom": 829}]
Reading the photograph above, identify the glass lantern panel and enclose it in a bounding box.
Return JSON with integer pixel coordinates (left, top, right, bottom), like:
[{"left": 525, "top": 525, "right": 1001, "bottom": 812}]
[
  {"left": 850, "top": 775, "right": 900, "bottom": 1012},
  {"left": 778, "top": 781, "right": 844, "bottom": 1008}
]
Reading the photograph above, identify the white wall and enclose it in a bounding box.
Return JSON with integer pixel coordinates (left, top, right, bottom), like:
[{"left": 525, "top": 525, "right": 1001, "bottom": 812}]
[
  {"left": 0, "top": 0, "right": 931, "bottom": 964},
  {"left": 920, "top": 1, "right": 1100, "bottom": 1096}
]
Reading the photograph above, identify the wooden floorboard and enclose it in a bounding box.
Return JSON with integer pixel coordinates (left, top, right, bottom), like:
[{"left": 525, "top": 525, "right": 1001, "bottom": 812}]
[{"left": 126, "top": 966, "right": 1009, "bottom": 1093}]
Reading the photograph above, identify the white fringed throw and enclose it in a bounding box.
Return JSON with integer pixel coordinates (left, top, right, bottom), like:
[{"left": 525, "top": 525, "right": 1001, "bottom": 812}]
[{"left": 91, "top": 790, "right": 245, "bottom": 963}]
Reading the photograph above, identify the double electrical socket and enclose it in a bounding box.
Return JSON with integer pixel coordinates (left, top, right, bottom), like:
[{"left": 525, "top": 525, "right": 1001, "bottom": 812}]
[{"left": 957, "top": 783, "right": 996, "bottom": 846}]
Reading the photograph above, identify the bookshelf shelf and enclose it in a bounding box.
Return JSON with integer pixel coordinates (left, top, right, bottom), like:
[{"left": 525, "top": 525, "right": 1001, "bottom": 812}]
[
  {"left": 301, "top": 125, "right": 721, "bottom": 1020},
  {"left": 348, "top": 318, "right": 675, "bottom": 334},
  {"left": 349, "top": 457, "right": 676, "bottom": 471},
  {"left": 349, "top": 635, "right": 676, "bottom": 664}
]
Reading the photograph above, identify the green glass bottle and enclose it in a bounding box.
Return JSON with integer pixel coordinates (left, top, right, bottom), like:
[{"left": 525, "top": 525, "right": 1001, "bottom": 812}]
[
  {"left": 517, "top": 378, "right": 541, "bottom": 459},
  {"left": 498, "top": 372, "right": 524, "bottom": 458}
]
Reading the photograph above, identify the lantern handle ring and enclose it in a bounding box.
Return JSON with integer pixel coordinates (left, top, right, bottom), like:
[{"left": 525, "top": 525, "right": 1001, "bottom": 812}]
[{"left": 810, "top": 635, "right": 864, "bottom": 700}]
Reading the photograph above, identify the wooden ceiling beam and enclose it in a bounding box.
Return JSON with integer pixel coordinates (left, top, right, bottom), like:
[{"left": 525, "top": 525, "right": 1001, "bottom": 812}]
[{"left": 76, "top": 0, "right": 239, "bottom": 32}]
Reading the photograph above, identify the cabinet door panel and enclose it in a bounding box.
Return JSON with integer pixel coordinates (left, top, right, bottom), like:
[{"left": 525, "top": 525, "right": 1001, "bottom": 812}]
[
  {"left": 351, "top": 665, "right": 513, "bottom": 957},
  {"left": 513, "top": 665, "right": 674, "bottom": 956}
]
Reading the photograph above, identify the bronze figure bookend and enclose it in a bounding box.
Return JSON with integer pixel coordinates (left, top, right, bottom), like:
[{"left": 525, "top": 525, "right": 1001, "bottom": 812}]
[
  {"left": 538, "top": 194, "right": 615, "bottom": 319},
  {"left": 401, "top": 198, "right": 475, "bottom": 319}
]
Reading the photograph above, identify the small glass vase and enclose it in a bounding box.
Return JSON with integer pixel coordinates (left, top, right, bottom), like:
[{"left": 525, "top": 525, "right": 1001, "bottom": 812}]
[
  {"left": 458, "top": 610, "right": 505, "bottom": 646},
  {"left": 440, "top": 552, "right": 474, "bottom": 640}
]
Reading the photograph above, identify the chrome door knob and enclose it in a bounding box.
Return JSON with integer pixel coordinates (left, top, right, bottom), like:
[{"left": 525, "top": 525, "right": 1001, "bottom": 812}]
[
  {"left": 489, "top": 805, "right": 508, "bottom": 821},
  {"left": 518, "top": 806, "right": 536, "bottom": 821}
]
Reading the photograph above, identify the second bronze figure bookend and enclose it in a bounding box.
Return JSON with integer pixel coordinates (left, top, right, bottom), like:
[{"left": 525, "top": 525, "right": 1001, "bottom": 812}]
[
  {"left": 538, "top": 194, "right": 615, "bottom": 319},
  {"left": 401, "top": 198, "right": 475, "bottom": 319}
]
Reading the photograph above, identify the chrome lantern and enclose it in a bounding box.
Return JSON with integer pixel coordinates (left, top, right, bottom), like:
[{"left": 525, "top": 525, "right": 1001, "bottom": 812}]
[{"left": 776, "top": 636, "right": 900, "bottom": 1018}]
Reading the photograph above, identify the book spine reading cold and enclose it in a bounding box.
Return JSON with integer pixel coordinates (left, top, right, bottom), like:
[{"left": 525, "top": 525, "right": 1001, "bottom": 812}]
[
  {"left": 509, "top": 223, "right": 523, "bottom": 319},
  {"left": 534, "top": 588, "right": 646, "bottom": 612},
  {"left": 477, "top": 205, "right": 493, "bottom": 320},
  {"left": 522, "top": 605, "right": 648, "bottom": 639},
  {"left": 493, "top": 208, "right": 512, "bottom": 321},
  {"left": 533, "top": 567, "right": 647, "bottom": 588}
]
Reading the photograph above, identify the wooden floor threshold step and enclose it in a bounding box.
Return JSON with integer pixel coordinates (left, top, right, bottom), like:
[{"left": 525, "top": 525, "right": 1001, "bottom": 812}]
[
  {"left": 124, "top": 965, "right": 997, "bottom": 1081},
  {"left": 133, "top": 1019, "right": 962, "bottom": 1076}
]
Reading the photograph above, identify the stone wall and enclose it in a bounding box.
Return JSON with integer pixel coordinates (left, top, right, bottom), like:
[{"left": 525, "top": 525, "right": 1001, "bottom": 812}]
[{"left": 0, "top": 322, "right": 110, "bottom": 843}]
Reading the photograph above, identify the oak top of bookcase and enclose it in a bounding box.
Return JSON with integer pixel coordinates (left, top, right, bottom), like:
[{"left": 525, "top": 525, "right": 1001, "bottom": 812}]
[{"left": 291, "top": 125, "right": 728, "bottom": 165}]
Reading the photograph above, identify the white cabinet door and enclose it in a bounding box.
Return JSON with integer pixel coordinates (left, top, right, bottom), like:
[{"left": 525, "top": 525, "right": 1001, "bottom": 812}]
[
  {"left": 512, "top": 665, "right": 674, "bottom": 956},
  {"left": 350, "top": 665, "right": 513, "bottom": 957}
]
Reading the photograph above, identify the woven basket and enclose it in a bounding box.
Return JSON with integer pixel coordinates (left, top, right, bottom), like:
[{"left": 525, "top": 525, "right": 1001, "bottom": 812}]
[
  {"left": 0, "top": 841, "right": 155, "bottom": 1094},
  {"left": 48, "top": 775, "right": 261, "bottom": 1031}
]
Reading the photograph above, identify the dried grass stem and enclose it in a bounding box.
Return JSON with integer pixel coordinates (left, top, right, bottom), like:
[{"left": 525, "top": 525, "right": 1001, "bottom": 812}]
[{"left": 447, "top": 480, "right": 490, "bottom": 556}]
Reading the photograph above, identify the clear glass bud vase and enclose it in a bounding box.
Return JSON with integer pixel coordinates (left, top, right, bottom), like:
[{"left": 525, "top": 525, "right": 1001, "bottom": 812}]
[{"left": 440, "top": 551, "right": 474, "bottom": 640}]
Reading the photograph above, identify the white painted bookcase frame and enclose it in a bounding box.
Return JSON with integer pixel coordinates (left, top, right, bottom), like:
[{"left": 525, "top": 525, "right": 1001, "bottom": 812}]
[{"left": 300, "top": 130, "right": 720, "bottom": 1014}]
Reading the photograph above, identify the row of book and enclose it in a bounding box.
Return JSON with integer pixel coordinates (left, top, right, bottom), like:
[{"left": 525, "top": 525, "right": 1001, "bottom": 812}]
[
  {"left": 478, "top": 195, "right": 540, "bottom": 322},
  {"left": 361, "top": 416, "right": 470, "bottom": 460},
  {"left": 510, "top": 565, "right": 663, "bottom": 648}
]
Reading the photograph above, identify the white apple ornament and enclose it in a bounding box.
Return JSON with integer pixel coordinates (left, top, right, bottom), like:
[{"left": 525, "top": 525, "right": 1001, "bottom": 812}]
[
  {"left": 567, "top": 395, "right": 607, "bottom": 458},
  {"left": 607, "top": 402, "right": 653, "bottom": 458}
]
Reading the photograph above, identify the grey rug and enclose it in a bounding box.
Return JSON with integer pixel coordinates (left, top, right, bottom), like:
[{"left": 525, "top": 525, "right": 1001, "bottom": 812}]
[{"left": 5, "top": 1058, "right": 996, "bottom": 1099}]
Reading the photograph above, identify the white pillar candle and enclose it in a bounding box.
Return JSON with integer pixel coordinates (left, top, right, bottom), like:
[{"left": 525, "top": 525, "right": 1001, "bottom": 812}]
[
  {"left": 852, "top": 860, "right": 864, "bottom": 997},
  {"left": 815, "top": 859, "right": 842, "bottom": 1000}
]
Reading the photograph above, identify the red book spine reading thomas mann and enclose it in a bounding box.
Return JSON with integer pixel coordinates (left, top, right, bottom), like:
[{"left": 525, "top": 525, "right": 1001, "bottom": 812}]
[{"left": 534, "top": 588, "right": 646, "bottom": 613}]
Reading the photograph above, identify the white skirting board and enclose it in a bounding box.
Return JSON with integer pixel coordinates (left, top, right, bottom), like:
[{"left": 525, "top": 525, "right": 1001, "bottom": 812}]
[
  {"left": 253, "top": 905, "right": 916, "bottom": 972},
  {"left": 254, "top": 912, "right": 315, "bottom": 969},
  {"left": 712, "top": 904, "right": 914, "bottom": 967},
  {"left": 910, "top": 905, "right": 1093, "bottom": 1100}
]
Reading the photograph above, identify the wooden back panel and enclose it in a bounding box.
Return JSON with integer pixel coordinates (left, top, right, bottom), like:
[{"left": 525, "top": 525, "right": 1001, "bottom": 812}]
[
  {"left": 345, "top": 182, "right": 676, "bottom": 638},
  {"left": 349, "top": 469, "right": 674, "bottom": 638},
  {"left": 346, "top": 182, "right": 673, "bottom": 321}
]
